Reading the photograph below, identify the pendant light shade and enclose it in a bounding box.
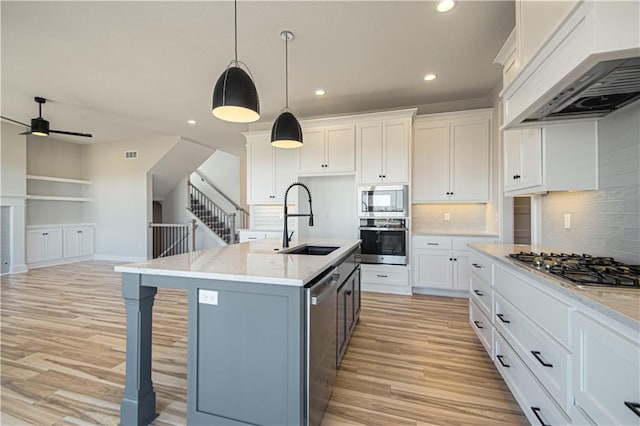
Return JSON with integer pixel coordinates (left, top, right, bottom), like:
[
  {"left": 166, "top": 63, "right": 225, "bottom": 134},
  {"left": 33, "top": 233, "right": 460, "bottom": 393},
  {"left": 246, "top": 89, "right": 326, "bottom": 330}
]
[
  {"left": 211, "top": 0, "right": 260, "bottom": 123},
  {"left": 271, "top": 30, "right": 303, "bottom": 148},
  {"left": 271, "top": 111, "right": 302, "bottom": 148},
  {"left": 212, "top": 64, "right": 260, "bottom": 123}
]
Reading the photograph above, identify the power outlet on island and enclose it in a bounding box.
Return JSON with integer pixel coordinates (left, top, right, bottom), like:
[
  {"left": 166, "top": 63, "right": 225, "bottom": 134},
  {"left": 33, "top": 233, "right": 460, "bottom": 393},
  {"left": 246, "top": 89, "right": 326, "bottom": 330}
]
[{"left": 199, "top": 289, "right": 219, "bottom": 305}]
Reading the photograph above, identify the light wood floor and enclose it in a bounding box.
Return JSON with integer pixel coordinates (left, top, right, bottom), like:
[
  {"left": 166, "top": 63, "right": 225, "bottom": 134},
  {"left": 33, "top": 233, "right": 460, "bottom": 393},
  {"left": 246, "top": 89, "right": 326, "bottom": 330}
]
[{"left": 1, "top": 261, "right": 526, "bottom": 425}]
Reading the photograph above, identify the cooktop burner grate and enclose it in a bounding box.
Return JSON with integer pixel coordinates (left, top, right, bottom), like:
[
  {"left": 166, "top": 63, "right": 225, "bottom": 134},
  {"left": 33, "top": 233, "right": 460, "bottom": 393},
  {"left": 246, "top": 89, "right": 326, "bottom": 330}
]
[{"left": 508, "top": 252, "right": 640, "bottom": 288}]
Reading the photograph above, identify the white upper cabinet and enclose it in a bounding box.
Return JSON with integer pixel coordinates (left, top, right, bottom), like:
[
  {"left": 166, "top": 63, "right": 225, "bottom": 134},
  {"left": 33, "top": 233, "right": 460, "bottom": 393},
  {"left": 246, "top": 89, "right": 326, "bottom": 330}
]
[
  {"left": 357, "top": 118, "right": 411, "bottom": 184},
  {"left": 298, "top": 125, "right": 355, "bottom": 175},
  {"left": 246, "top": 132, "right": 298, "bottom": 204},
  {"left": 413, "top": 109, "right": 491, "bottom": 203},
  {"left": 503, "top": 121, "right": 598, "bottom": 196}
]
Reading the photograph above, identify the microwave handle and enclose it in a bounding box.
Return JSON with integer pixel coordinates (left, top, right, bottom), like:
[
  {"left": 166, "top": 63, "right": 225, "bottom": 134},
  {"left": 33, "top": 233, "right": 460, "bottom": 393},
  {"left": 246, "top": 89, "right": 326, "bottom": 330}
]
[{"left": 359, "top": 227, "right": 408, "bottom": 232}]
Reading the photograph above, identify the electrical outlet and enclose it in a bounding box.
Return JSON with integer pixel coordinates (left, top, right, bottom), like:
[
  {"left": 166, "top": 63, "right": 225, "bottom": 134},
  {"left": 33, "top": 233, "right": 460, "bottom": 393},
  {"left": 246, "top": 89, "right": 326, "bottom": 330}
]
[
  {"left": 444, "top": 213, "right": 450, "bottom": 221},
  {"left": 199, "top": 290, "right": 218, "bottom": 305},
  {"left": 564, "top": 213, "right": 571, "bottom": 230}
]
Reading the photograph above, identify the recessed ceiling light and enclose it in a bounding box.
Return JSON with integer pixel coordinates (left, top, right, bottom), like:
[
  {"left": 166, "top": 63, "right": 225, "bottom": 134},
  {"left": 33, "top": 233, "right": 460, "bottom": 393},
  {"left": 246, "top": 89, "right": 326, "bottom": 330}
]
[
  {"left": 424, "top": 73, "right": 437, "bottom": 81},
  {"left": 187, "top": 119, "right": 196, "bottom": 125},
  {"left": 315, "top": 89, "right": 326, "bottom": 96},
  {"left": 437, "top": 0, "right": 455, "bottom": 13}
]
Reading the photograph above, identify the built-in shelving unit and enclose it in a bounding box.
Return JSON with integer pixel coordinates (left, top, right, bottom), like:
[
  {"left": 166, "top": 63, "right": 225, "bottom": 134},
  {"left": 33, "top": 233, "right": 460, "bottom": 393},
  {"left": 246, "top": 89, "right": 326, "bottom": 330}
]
[{"left": 26, "top": 175, "right": 92, "bottom": 202}]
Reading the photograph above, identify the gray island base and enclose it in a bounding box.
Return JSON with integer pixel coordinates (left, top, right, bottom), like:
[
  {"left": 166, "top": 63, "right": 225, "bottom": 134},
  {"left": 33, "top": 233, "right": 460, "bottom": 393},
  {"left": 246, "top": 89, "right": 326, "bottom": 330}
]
[{"left": 116, "top": 238, "right": 361, "bottom": 426}]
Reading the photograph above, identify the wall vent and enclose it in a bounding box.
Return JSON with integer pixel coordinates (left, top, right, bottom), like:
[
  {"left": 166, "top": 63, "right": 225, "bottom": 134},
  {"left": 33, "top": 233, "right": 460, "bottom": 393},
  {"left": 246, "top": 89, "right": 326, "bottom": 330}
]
[{"left": 125, "top": 151, "right": 138, "bottom": 160}]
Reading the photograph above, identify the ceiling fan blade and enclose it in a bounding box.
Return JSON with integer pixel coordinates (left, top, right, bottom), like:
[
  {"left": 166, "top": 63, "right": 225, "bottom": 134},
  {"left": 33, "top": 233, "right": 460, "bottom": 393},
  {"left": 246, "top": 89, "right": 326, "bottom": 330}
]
[
  {"left": 0, "top": 115, "right": 30, "bottom": 127},
  {"left": 50, "top": 129, "right": 93, "bottom": 138}
]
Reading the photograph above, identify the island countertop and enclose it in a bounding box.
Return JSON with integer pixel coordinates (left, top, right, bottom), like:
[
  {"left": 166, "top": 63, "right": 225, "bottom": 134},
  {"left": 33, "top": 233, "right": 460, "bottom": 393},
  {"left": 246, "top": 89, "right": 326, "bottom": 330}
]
[
  {"left": 470, "top": 243, "right": 640, "bottom": 328},
  {"left": 114, "top": 238, "right": 360, "bottom": 287}
]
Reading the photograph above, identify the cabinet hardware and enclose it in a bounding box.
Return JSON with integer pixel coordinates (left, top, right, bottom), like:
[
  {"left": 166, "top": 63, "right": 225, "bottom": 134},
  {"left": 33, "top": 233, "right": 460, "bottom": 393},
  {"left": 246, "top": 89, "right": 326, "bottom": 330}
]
[
  {"left": 625, "top": 402, "right": 640, "bottom": 417},
  {"left": 453, "top": 258, "right": 457, "bottom": 261},
  {"left": 496, "top": 355, "right": 510, "bottom": 368},
  {"left": 378, "top": 175, "right": 382, "bottom": 178},
  {"left": 376, "top": 274, "right": 388, "bottom": 278},
  {"left": 449, "top": 258, "right": 453, "bottom": 261},
  {"left": 513, "top": 174, "right": 521, "bottom": 179},
  {"left": 531, "top": 350, "right": 553, "bottom": 367},
  {"left": 530, "top": 407, "right": 550, "bottom": 426},
  {"left": 427, "top": 242, "right": 439, "bottom": 246},
  {"left": 473, "top": 320, "right": 483, "bottom": 329},
  {"left": 473, "top": 289, "right": 483, "bottom": 296},
  {"left": 345, "top": 290, "right": 352, "bottom": 296},
  {"left": 496, "top": 314, "right": 510, "bottom": 324},
  {"left": 472, "top": 263, "right": 482, "bottom": 268},
  {"left": 382, "top": 175, "right": 386, "bottom": 178}
]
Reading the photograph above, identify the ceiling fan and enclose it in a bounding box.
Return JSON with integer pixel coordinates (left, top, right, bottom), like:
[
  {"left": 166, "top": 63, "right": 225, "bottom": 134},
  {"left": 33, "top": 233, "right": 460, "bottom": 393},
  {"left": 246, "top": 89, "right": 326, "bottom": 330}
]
[{"left": 0, "top": 96, "right": 92, "bottom": 138}]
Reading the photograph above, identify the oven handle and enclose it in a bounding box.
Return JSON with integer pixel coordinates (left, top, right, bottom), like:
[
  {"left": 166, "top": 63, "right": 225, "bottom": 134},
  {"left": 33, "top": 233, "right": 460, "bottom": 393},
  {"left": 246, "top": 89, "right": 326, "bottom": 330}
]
[{"left": 359, "top": 227, "right": 408, "bottom": 232}]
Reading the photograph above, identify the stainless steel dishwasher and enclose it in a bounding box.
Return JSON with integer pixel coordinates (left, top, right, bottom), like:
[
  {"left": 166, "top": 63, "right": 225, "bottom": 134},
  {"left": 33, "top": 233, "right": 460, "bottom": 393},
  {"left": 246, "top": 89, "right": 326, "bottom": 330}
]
[{"left": 306, "top": 267, "right": 340, "bottom": 426}]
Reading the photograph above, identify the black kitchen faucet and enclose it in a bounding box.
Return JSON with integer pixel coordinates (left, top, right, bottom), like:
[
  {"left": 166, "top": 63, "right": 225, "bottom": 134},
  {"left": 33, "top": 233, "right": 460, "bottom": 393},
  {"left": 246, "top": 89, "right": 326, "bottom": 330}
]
[{"left": 282, "top": 182, "right": 314, "bottom": 248}]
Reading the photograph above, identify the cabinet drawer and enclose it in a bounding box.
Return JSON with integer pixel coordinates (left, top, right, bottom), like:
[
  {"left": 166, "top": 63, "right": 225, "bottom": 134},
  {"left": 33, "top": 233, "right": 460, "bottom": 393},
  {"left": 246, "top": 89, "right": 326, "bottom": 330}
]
[
  {"left": 361, "top": 265, "right": 408, "bottom": 287},
  {"left": 469, "top": 251, "right": 493, "bottom": 284},
  {"left": 494, "top": 265, "right": 570, "bottom": 346},
  {"left": 572, "top": 312, "right": 640, "bottom": 425},
  {"left": 452, "top": 237, "right": 496, "bottom": 251},
  {"left": 494, "top": 333, "right": 570, "bottom": 426},
  {"left": 469, "top": 299, "right": 493, "bottom": 358},
  {"left": 412, "top": 236, "right": 452, "bottom": 250},
  {"left": 470, "top": 274, "right": 492, "bottom": 319},
  {"left": 495, "top": 293, "right": 570, "bottom": 413}
]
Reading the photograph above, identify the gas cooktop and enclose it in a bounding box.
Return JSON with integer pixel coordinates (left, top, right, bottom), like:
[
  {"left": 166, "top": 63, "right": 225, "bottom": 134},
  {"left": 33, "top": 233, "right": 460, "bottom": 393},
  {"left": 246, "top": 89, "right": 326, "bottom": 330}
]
[{"left": 508, "top": 252, "right": 640, "bottom": 289}]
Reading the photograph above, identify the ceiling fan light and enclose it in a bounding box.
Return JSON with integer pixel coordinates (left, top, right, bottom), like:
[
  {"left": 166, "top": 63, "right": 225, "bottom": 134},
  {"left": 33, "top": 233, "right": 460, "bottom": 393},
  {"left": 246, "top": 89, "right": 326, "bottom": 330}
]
[
  {"left": 212, "top": 65, "right": 260, "bottom": 123},
  {"left": 271, "top": 111, "right": 303, "bottom": 148},
  {"left": 31, "top": 117, "right": 49, "bottom": 136}
]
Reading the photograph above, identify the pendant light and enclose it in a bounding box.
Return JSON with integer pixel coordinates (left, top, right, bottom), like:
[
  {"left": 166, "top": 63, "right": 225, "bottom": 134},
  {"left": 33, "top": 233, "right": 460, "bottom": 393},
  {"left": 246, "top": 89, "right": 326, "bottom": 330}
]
[
  {"left": 271, "top": 31, "right": 303, "bottom": 148},
  {"left": 212, "top": 0, "right": 260, "bottom": 123}
]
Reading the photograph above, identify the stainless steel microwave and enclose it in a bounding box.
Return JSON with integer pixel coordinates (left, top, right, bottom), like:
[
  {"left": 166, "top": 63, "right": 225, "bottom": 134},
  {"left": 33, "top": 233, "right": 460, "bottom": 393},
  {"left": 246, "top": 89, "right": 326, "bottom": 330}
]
[{"left": 358, "top": 185, "right": 408, "bottom": 218}]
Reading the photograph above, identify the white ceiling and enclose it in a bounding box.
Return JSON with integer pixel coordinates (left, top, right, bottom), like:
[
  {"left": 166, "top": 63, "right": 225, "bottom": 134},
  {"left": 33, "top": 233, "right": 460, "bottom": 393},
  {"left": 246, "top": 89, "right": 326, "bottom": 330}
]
[{"left": 1, "top": 1, "right": 514, "bottom": 156}]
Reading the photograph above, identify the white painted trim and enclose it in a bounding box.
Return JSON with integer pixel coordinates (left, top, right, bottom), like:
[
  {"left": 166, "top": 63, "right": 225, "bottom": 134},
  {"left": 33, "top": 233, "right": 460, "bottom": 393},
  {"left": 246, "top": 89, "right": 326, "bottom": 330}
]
[
  {"left": 361, "top": 284, "right": 412, "bottom": 296},
  {"left": 412, "top": 287, "right": 469, "bottom": 299},
  {"left": 26, "top": 195, "right": 92, "bottom": 202},
  {"left": 27, "top": 223, "right": 96, "bottom": 229},
  {"left": 0, "top": 195, "right": 26, "bottom": 207},
  {"left": 27, "top": 255, "right": 94, "bottom": 269},
  {"left": 414, "top": 108, "right": 493, "bottom": 123},
  {"left": 26, "top": 175, "right": 92, "bottom": 185},
  {"left": 7, "top": 264, "right": 28, "bottom": 274},
  {"left": 530, "top": 195, "right": 543, "bottom": 246}
]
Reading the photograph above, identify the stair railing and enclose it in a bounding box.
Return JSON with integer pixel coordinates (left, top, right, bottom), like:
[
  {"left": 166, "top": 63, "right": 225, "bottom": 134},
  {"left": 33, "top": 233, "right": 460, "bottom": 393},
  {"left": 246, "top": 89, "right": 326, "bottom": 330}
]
[
  {"left": 188, "top": 181, "right": 237, "bottom": 243},
  {"left": 150, "top": 220, "right": 196, "bottom": 258},
  {"left": 193, "top": 171, "right": 249, "bottom": 230}
]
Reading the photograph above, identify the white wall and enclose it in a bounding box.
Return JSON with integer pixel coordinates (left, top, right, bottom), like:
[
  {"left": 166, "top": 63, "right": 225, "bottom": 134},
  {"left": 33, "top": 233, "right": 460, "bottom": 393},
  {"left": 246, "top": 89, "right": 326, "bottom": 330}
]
[
  {"left": 0, "top": 122, "right": 27, "bottom": 273},
  {"left": 196, "top": 150, "right": 241, "bottom": 205},
  {"left": 297, "top": 176, "right": 358, "bottom": 240},
  {"left": 85, "top": 136, "right": 177, "bottom": 261},
  {"left": 540, "top": 104, "right": 640, "bottom": 264}
]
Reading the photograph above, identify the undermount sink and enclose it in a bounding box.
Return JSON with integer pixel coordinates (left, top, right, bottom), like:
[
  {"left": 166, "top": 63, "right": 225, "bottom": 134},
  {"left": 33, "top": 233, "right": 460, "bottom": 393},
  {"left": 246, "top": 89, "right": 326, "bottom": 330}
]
[{"left": 280, "top": 245, "right": 340, "bottom": 256}]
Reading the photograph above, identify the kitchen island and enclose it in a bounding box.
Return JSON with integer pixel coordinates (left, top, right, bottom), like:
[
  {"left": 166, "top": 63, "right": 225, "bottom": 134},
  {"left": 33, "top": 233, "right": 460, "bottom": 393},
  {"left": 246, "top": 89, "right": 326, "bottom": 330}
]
[{"left": 115, "top": 238, "right": 361, "bottom": 426}]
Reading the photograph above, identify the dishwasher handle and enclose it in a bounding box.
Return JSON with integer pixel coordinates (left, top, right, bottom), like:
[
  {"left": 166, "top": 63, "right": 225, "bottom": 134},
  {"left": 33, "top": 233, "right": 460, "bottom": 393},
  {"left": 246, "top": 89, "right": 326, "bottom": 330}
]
[{"left": 311, "top": 271, "right": 340, "bottom": 306}]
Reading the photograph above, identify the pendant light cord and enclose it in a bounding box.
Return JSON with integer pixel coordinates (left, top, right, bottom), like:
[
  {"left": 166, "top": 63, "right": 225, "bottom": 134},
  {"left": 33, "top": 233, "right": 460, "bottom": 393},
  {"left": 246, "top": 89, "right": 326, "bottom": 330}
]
[
  {"left": 285, "top": 35, "right": 289, "bottom": 109},
  {"left": 234, "top": 0, "right": 238, "bottom": 63}
]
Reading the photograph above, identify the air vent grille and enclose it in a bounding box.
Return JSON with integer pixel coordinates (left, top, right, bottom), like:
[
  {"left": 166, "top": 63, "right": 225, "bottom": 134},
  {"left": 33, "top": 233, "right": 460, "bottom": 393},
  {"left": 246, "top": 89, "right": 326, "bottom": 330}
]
[
  {"left": 125, "top": 151, "right": 138, "bottom": 160},
  {"left": 582, "top": 64, "right": 640, "bottom": 96}
]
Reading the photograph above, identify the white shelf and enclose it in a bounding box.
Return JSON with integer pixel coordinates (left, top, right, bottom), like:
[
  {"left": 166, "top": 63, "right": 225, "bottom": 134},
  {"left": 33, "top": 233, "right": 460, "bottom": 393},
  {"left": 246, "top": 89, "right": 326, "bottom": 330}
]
[
  {"left": 26, "top": 195, "right": 92, "bottom": 202},
  {"left": 26, "top": 175, "right": 92, "bottom": 185}
]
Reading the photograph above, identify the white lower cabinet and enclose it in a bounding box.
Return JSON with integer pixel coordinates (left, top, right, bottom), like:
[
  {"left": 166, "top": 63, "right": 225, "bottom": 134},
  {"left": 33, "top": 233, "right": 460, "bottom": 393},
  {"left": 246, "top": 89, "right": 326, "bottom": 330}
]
[
  {"left": 469, "top": 298, "right": 493, "bottom": 357},
  {"left": 27, "top": 228, "right": 62, "bottom": 264},
  {"left": 63, "top": 226, "right": 94, "bottom": 258},
  {"left": 238, "top": 230, "right": 281, "bottom": 243},
  {"left": 572, "top": 311, "right": 640, "bottom": 425},
  {"left": 360, "top": 264, "right": 410, "bottom": 295},
  {"left": 27, "top": 224, "right": 94, "bottom": 266},
  {"left": 412, "top": 235, "right": 496, "bottom": 293},
  {"left": 494, "top": 333, "right": 570, "bottom": 426}
]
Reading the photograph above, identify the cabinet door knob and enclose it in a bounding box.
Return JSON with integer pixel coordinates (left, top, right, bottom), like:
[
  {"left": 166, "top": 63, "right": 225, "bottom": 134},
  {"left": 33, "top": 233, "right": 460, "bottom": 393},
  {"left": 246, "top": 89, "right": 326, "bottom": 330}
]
[
  {"left": 382, "top": 175, "right": 386, "bottom": 178},
  {"left": 376, "top": 274, "right": 388, "bottom": 278}
]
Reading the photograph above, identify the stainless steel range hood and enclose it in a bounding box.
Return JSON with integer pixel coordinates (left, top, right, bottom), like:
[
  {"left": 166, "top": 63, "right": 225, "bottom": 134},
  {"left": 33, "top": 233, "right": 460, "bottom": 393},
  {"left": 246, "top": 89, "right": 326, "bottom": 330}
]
[{"left": 524, "top": 57, "right": 640, "bottom": 123}]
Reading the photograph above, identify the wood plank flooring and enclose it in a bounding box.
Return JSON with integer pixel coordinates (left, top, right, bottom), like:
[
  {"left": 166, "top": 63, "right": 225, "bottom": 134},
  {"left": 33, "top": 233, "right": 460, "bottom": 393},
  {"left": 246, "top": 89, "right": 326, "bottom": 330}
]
[{"left": 1, "top": 261, "right": 526, "bottom": 425}]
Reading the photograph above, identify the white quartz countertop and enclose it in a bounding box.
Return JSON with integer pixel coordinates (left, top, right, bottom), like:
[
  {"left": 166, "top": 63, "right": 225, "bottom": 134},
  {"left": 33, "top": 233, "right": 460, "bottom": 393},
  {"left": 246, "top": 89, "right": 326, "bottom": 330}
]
[
  {"left": 114, "top": 238, "right": 360, "bottom": 287},
  {"left": 470, "top": 243, "right": 640, "bottom": 328}
]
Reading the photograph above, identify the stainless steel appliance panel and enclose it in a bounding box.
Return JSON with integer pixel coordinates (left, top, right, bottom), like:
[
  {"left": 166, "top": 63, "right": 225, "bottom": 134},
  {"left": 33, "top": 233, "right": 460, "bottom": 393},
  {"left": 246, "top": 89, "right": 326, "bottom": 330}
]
[
  {"left": 359, "top": 219, "right": 407, "bottom": 265},
  {"left": 358, "top": 185, "right": 408, "bottom": 217}
]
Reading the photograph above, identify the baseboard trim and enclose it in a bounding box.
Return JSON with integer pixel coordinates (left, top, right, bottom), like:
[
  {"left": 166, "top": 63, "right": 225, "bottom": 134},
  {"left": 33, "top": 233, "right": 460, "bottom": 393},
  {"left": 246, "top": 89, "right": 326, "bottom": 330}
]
[
  {"left": 1, "top": 264, "right": 28, "bottom": 275},
  {"left": 362, "top": 283, "right": 412, "bottom": 296},
  {"left": 412, "top": 287, "right": 469, "bottom": 299},
  {"left": 27, "top": 256, "right": 94, "bottom": 270},
  {"left": 93, "top": 254, "right": 146, "bottom": 262}
]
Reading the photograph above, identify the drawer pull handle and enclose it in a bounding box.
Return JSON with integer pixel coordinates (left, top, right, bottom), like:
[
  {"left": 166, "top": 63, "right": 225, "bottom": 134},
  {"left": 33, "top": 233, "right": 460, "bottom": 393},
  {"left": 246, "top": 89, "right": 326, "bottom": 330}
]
[
  {"left": 376, "top": 274, "right": 388, "bottom": 278},
  {"left": 496, "top": 355, "right": 510, "bottom": 368},
  {"left": 472, "top": 263, "right": 482, "bottom": 268},
  {"left": 427, "top": 242, "right": 439, "bottom": 246},
  {"left": 531, "top": 351, "right": 553, "bottom": 368},
  {"left": 473, "top": 320, "right": 483, "bottom": 329},
  {"left": 473, "top": 289, "right": 483, "bottom": 296},
  {"left": 530, "top": 407, "right": 550, "bottom": 426},
  {"left": 496, "top": 313, "right": 510, "bottom": 324},
  {"left": 625, "top": 401, "right": 640, "bottom": 418}
]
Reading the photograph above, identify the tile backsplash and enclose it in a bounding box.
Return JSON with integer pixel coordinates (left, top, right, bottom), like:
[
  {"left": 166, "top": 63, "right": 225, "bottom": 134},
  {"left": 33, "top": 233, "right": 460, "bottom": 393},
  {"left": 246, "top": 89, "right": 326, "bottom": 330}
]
[
  {"left": 540, "top": 105, "right": 639, "bottom": 264},
  {"left": 412, "top": 203, "right": 487, "bottom": 233}
]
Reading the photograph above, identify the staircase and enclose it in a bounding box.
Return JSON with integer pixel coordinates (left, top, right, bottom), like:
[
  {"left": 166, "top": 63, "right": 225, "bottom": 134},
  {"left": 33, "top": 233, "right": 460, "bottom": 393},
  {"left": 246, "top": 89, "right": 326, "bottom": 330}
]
[{"left": 188, "top": 182, "right": 241, "bottom": 244}]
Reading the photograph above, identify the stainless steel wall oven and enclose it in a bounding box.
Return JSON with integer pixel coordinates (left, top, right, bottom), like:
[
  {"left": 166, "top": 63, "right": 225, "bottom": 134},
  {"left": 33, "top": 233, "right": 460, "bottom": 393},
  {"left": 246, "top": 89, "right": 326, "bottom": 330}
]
[{"left": 358, "top": 218, "right": 407, "bottom": 265}]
